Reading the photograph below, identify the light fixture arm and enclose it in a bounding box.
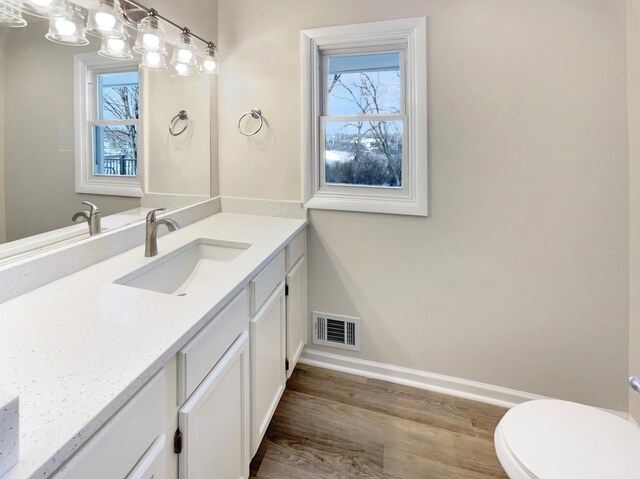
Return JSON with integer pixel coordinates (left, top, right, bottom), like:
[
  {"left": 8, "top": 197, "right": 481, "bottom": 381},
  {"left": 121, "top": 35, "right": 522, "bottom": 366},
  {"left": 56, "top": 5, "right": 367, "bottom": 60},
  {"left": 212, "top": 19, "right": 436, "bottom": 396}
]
[{"left": 121, "top": 0, "right": 216, "bottom": 49}]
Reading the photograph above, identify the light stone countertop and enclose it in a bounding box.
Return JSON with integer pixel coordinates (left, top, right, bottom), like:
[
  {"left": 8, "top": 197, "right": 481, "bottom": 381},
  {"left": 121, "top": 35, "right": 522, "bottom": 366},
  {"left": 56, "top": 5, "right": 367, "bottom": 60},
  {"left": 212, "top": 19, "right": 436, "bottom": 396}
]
[{"left": 0, "top": 212, "right": 307, "bottom": 479}]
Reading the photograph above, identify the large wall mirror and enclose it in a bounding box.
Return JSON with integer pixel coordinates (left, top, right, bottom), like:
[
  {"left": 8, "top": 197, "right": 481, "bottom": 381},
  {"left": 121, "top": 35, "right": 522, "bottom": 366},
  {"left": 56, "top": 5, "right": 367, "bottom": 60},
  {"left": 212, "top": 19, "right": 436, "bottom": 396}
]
[{"left": 0, "top": 6, "right": 212, "bottom": 264}]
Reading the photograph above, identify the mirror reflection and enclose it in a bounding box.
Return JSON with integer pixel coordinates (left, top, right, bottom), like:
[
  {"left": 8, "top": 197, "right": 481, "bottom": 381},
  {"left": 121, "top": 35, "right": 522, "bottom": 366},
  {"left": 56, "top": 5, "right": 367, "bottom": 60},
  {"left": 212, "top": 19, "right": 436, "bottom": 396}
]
[{"left": 0, "top": 15, "right": 211, "bottom": 264}]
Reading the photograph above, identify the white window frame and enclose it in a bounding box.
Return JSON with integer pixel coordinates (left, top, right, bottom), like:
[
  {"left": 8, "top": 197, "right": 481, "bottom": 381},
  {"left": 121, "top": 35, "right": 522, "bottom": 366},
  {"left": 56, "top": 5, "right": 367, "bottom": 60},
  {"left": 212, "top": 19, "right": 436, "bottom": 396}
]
[
  {"left": 74, "top": 52, "right": 144, "bottom": 197},
  {"left": 301, "top": 17, "right": 428, "bottom": 216}
]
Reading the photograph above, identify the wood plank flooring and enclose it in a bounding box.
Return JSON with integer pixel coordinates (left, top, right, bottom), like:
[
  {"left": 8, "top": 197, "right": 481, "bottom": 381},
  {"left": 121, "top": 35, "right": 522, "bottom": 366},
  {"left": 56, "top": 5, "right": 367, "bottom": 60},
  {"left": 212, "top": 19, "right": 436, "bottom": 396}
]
[{"left": 250, "top": 363, "right": 509, "bottom": 479}]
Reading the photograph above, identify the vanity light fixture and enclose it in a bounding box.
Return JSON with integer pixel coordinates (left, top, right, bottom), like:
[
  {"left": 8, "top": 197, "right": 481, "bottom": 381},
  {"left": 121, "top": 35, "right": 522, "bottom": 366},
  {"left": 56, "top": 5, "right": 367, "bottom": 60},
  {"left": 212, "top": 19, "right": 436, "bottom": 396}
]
[
  {"left": 133, "top": 9, "right": 165, "bottom": 54},
  {"left": 5, "top": 0, "right": 219, "bottom": 75},
  {"left": 200, "top": 42, "right": 218, "bottom": 75},
  {"left": 0, "top": 1, "right": 27, "bottom": 27},
  {"left": 45, "top": 3, "right": 89, "bottom": 46},
  {"left": 86, "top": 0, "right": 125, "bottom": 39},
  {"left": 16, "top": 0, "right": 65, "bottom": 19},
  {"left": 98, "top": 34, "right": 133, "bottom": 59}
]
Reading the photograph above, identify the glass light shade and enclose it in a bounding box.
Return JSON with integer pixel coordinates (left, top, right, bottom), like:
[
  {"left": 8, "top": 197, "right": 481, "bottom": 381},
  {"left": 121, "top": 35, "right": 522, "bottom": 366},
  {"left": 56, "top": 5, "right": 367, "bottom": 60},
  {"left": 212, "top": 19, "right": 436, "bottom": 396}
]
[
  {"left": 98, "top": 35, "right": 133, "bottom": 60},
  {"left": 16, "top": 0, "right": 65, "bottom": 19},
  {"left": 86, "top": 0, "right": 125, "bottom": 39},
  {"left": 133, "top": 14, "right": 166, "bottom": 54},
  {"left": 170, "top": 32, "right": 197, "bottom": 68},
  {"left": 140, "top": 51, "right": 167, "bottom": 71},
  {"left": 199, "top": 45, "right": 218, "bottom": 74},
  {"left": 171, "top": 61, "right": 196, "bottom": 78},
  {"left": 0, "top": 1, "right": 27, "bottom": 27},
  {"left": 45, "top": 7, "right": 88, "bottom": 46}
]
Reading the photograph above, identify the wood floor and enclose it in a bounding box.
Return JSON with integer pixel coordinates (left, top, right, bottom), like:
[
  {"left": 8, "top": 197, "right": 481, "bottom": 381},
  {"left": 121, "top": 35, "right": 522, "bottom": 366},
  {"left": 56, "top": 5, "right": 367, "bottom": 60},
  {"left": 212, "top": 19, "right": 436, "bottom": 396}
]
[{"left": 250, "top": 363, "right": 509, "bottom": 479}]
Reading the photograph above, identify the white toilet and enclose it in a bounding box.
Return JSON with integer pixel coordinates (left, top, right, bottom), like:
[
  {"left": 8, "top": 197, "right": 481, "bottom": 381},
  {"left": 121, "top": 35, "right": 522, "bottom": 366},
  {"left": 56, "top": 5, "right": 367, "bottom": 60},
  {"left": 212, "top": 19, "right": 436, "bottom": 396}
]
[{"left": 494, "top": 399, "right": 640, "bottom": 478}]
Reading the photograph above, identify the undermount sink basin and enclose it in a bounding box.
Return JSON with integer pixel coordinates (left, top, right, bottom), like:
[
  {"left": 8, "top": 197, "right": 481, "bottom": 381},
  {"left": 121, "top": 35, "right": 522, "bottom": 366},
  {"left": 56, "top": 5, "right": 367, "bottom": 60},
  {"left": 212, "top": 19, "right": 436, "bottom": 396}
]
[{"left": 115, "top": 238, "right": 251, "bottom": 295}]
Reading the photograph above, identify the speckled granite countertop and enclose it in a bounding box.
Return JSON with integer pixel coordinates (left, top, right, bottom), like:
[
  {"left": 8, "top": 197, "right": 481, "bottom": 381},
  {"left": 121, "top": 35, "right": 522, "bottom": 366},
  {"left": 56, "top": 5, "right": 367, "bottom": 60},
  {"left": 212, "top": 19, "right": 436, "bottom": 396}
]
[{"left": 0, "top": 213, "right": 306, "bottom": 478}]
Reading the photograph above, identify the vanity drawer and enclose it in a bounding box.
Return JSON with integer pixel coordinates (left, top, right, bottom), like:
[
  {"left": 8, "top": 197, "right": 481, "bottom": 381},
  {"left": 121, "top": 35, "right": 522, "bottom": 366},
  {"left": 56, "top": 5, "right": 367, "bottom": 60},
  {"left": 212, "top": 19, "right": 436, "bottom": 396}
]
[
  {"left": 251, "top": 250, "right": 285, "bottom": 315},
  {"left": 52, "top": 371, "right": 165, "bottom": 479},
  {"left": 177, "top": 288, "right": 250, "bottom": 405},
  {"left": 286, "top": 230, "right": 305, "bottom": 272}
]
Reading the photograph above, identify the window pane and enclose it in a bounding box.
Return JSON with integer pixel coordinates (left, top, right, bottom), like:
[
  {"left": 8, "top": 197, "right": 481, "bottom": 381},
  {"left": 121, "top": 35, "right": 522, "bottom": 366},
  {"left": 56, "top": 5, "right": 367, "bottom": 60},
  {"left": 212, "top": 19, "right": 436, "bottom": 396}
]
[
  {"left": 92, "top": 125, "right": 137, "bottom": 176},
  {"left": 97, "top": 71, "right": 139, "bottom": 121},
  {"left": 325, "top": 120, "right": 402, "bottom": 187},
  {"left": 326, "top": 52, "right": 401, "bottom": 116}
]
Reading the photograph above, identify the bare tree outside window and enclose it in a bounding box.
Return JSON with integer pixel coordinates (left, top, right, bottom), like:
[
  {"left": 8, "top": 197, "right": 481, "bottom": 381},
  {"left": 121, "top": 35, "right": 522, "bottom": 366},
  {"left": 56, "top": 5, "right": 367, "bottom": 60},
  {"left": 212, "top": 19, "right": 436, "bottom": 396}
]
[
  {"left": 93, "top": 71, "right": 139, "bottom": 177},
  {"left": 324, "top": 52, "right": 403, "bottom": 188}
]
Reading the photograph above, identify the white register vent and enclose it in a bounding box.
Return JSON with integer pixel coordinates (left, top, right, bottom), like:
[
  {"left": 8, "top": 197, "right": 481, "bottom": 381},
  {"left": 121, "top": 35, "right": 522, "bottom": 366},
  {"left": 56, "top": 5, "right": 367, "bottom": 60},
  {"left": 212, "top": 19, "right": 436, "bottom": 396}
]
[{"left": 312, "top": 312, "right": 361, "bottom": 351}]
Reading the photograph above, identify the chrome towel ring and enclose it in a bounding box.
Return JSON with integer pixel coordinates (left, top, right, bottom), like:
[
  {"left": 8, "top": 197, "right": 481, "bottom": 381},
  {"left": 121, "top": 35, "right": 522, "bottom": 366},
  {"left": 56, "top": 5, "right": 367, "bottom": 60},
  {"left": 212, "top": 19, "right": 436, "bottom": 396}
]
[
  {"left": 237, "top": 108, "right": 263, "bottom": 136},
  {"left": 169, "top": 110, "right": 189, "bottom": 136}
]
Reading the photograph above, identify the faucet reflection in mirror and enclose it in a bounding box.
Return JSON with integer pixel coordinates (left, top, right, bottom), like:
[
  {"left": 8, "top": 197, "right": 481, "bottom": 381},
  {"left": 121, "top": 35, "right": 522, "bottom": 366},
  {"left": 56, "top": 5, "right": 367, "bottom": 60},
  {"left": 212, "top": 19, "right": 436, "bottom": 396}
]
[
  {"left": 71, "top": 201, "right": 101, "bottom": 235},
  {"left": 0, "top": 0, "right": 219, "bottom": 77}
]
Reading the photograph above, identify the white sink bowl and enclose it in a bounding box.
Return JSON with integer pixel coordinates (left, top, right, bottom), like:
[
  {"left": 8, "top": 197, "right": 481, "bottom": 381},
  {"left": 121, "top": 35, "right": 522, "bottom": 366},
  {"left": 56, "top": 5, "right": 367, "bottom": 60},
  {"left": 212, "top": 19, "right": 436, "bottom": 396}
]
[{"left": 115, "top": 238, "right": 251, "bottom": 295}]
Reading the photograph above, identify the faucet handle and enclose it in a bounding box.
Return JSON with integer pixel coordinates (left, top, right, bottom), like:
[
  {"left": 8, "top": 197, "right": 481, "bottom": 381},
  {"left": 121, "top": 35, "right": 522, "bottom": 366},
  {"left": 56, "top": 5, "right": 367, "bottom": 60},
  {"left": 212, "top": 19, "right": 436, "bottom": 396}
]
[
  {"left": 146, "top": 208, "right": 166, "bottom": 223},
  {"left": 81, "top": 201, "right": 100, "bottom": 215}
]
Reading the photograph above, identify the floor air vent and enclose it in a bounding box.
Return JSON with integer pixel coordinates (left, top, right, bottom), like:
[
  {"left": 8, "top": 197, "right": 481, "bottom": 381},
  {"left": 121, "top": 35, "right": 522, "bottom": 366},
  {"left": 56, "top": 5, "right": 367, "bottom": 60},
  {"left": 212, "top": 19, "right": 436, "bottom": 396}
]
[{"left": 312, "top": 312, "right": 360, "bottom": 351}]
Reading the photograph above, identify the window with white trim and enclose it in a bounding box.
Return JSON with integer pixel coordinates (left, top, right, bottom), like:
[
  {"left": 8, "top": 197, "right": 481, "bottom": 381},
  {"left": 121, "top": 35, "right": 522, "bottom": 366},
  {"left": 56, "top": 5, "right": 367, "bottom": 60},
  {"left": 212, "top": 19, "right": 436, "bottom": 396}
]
[
  {"left": 74, "top": 53, "right": 143, "bottom": 197},
  {"left": 302, "top": 18, "right": 428, "bottom": 216}
]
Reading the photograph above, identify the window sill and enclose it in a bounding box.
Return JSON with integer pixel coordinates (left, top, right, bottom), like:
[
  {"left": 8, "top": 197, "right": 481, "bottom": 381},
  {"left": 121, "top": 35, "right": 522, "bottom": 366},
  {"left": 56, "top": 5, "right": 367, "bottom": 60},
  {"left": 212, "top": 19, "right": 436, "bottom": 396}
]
[
  {"left": 305, "top": 194, "right": 427, "bottom": 216},
  {"left": 75, "top": 180, "right": 143, "bottom": 198}
]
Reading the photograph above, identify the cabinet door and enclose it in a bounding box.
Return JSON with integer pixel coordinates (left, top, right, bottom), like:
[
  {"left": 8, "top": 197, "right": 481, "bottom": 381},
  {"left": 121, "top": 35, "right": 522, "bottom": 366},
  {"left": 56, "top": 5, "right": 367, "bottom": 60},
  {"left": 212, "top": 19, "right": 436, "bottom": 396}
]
[
  {"left": 178, "top": 331, "right": 250, "bottom": 479},
  {"left": 250, "top": 282, "right": 286, "bottom": 456},
  {"left": 286, "top": 256, "right": 307, "bottom": 379}
]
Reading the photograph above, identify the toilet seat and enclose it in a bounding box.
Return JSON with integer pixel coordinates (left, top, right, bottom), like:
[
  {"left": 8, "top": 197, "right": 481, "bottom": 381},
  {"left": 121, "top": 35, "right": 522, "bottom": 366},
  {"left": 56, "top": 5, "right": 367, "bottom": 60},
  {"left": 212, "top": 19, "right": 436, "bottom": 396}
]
[{"left": 494, "top": 399, "right": 640, "bottom": 479}]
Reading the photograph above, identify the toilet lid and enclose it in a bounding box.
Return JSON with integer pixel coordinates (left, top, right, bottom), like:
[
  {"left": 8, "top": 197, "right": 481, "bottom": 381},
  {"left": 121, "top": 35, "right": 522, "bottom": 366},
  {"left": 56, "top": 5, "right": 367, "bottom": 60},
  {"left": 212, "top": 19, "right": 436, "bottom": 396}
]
[{"left": 501, "top": 400, "right": 640, "bottom": 479}]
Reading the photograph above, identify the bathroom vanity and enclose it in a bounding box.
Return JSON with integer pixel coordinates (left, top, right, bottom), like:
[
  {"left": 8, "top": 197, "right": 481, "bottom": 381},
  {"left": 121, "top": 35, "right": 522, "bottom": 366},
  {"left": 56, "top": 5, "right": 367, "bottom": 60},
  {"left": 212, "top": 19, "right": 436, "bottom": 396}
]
[{"left": 0, "top": 212, "right": 307, "bottom": 478}]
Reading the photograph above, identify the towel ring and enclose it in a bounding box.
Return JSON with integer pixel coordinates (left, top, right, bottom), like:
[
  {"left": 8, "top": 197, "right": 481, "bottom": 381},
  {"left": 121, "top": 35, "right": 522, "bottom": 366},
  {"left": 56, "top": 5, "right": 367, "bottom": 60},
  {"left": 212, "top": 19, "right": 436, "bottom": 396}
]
[
  {"left": 169, "top": 110, "right": 189, "bottom": 136},
  {"left": 237, "top": 108, "right": 263, "bottom": 136}
]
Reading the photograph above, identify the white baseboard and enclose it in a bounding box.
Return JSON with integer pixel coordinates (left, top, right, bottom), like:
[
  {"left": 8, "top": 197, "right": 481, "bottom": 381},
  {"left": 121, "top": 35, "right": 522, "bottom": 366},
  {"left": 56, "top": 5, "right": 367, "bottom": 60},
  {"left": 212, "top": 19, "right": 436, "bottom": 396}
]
[{"left": 298, "top": 349, "right": 628, "bottom": 418}]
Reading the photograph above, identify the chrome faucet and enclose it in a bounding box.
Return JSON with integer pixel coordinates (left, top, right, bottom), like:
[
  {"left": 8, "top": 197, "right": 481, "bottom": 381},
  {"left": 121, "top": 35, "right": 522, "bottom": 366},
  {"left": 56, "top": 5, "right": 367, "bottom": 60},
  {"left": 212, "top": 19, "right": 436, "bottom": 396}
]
[
  {"left": 72, "top": 201, "right": 101, "bottom": 235},
  {"left": 145, "top": 208, "right": 180, "bottom": 257}
]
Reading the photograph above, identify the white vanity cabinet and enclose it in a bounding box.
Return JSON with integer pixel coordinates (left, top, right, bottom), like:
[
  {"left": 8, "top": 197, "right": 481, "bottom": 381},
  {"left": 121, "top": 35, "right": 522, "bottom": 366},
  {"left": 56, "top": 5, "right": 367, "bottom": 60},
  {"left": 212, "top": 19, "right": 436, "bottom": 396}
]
[
  {"left": 48, "top": 226, "right": 307, "bottom": 479},
  {"left": 174, "top": 288, "right": 251, "bottom": 478},
  {"left": 178, "top": 331, "right": 250, "bottom": 479}
]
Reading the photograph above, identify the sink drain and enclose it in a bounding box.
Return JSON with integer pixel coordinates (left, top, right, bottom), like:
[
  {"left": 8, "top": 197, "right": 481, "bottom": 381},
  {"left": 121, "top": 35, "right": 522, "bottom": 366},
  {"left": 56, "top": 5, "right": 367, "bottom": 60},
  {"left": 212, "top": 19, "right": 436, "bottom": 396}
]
[{"left": 177, "top": 293, "right": 187, "bottom": 297}]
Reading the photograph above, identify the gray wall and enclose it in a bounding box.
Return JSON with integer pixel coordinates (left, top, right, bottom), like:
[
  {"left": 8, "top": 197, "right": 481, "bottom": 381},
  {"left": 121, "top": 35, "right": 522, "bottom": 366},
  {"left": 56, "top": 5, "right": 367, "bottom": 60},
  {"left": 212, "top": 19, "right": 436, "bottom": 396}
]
[
  {"left": 150, "top": 0, "right": 219, "bottom": 197},
  {"left": 218, "top": 0, "right": 630, "bottom": 411},
  {"left": 627, "top": 0, "right": 640, "bottom": 423},
  {"left": 1, "top": 21, "right": 140, "bottom": 242}
]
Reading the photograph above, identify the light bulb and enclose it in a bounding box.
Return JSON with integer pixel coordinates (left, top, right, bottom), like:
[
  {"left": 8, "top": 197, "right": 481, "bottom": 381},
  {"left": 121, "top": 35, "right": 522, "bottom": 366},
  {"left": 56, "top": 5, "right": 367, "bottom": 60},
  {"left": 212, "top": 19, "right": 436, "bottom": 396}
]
[
  {"left": 55, "top": 17, "right": 76, "bottom": 35},
  {"left": 95, "top": 11, "right": 116, "bottom": 30},
  {"left": 177, "top": 49, "right": 193, "bottom": 63},
  {"left": 107, "top": 38, "right": 124, "bottom": 51},
  {"left": 146, "top": 51, "right": 161, "bottom": 66},
  {"left": 31, "top": 0, "right": 53, "bottom": 5},
  {"left": 142, "top": 33, "right": 159, "bottom": 49},
  {"left": 200, "top": 44, "right": 218, "bottom": 75},
  {"left": 174, "top": 63, "right": 188, "bottom": 75}
]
